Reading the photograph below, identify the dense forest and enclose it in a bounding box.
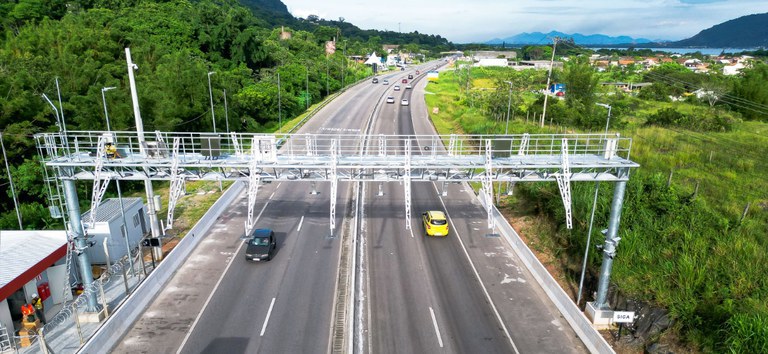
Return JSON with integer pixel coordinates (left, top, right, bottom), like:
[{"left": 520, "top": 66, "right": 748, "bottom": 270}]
[{"left": 0, "top": 0, "right": 450, "bottom": 229}]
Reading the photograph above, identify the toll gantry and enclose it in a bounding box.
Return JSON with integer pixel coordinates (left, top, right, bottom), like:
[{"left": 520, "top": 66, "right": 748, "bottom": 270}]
[{"left": 36, "top": 130, "right": 638, "bottom": 318}]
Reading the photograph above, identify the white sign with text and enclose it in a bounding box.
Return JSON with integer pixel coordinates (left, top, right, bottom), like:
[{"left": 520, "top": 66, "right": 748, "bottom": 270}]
[{"left": 612, "top": 311, "right": 635, "bottom": 323}]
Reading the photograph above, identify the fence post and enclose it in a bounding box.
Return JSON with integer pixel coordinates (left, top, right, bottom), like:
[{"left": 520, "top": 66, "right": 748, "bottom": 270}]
[
  {"left": 37, "top": 327, "right": 49, "bottom": 354},
  {"left": 740, "top": 202, "right": 751, "bottom": 223},
  {"left": 667, "top": 169, "right": 674, "bottom": 187},
  {"left": 122, "top": 263, "right": 130, "bottom": 295},
  {"left": 74, "top": 303, "right": 84, "bottom": 344}
]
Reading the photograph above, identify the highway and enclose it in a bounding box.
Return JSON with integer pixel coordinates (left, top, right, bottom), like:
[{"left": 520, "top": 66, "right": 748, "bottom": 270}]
[
  {"left": 361, "top": 68, "right": 587, "bottom": 353},
  {"left": 112, "top": 61, "right": 589, "bottom": 353}
]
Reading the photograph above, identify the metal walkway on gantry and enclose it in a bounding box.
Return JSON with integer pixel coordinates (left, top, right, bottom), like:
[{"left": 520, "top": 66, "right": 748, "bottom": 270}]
[
  {"left": 35, "top": 130, "right": 639, "bottom": 316},
  {"left": 36, "top": 131, "right": 638, "bottom": 232}
]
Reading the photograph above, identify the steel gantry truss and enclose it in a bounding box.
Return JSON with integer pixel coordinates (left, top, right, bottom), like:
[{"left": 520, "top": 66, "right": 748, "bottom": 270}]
[{"left": 35, "top": 131, "right": 639, "bottom": 233}]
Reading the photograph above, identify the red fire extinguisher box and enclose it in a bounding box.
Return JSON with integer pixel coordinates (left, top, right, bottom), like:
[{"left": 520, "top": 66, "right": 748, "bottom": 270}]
[{"left": 37, "top": 282, "right": 51, "bottom": 301}]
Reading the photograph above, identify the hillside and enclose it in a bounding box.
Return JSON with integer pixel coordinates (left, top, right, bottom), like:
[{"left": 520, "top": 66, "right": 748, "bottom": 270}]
[
  {"left": 237, "top": 0, "right": 452, "bottom": 51},
  {"left": 673, "top": 12, "right": 768, "bottom": 47},
  {"left": 238, "top": 0, "right": 295, "bottom": 26}
]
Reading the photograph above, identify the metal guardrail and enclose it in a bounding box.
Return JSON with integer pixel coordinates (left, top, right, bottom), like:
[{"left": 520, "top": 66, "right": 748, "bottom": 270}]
[
  {"left": 479, "top": 193, "right": 615, "bottom": 354},
  {"left": 37, "top": 132, "right": 633, "bottom": 161},
  {"left": 78, "top": 181, "right": 245, "bottom": 353}
]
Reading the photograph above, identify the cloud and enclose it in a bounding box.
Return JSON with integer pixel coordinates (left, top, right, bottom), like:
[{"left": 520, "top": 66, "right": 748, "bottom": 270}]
[{"left": 678, "top": 0, "right": 725, "bottom": 3}]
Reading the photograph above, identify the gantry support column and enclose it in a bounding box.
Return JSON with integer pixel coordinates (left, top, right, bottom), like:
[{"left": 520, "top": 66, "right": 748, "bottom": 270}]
[
  {"left": 594, "top": 177, "right": 628, "bottom": 309},
  {"left": 63, "top": 179, "right": 99, "bottom": 312}
]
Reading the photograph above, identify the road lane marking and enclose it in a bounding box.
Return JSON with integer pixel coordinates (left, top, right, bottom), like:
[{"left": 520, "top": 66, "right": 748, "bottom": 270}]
[
  {"left": 260, "top": 297, "right": 276, "bottom": 336},
  {"left": 297, "top": 215, "right": 305, "bottom": 231},
  {"left": 177, "top": 196, "right": 272, "bottom": 354},
  {"left": 429, "top": 307, "right": 444, "bottom": 348},
  {"left": 269, "top": 191, "right": 276, "bottom": 200},
  {"left": 176, "top": 236, "right": 248, "bottom": 354},
  {"left": 433, "top": 183, "right": 521, "bottom": 354}
]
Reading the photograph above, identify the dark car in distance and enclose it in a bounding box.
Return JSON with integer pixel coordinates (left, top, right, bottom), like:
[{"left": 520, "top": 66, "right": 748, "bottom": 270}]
[{"left": 245, "top": 228, "right": 276, "bottom": 261}]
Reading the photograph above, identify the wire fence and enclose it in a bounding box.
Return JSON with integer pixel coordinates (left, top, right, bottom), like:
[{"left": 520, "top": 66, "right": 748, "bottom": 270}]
[{"left": 6, "top": 247, "right": 156, "bottom": 354}]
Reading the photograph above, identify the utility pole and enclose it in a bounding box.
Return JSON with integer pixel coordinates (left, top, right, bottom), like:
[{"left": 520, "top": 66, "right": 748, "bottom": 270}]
[
  {"left": 504, "top": 81, "right": 513, "bottom": 135},
  {"left": 541, "top": 37, "right": 559, "bottom": 127}
]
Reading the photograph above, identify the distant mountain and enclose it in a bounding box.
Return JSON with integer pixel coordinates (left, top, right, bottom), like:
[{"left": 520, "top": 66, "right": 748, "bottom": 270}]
[
  {"left": 671, "top": 13, "right": 768, "bottom": 48},
  {"left": 486, "top": 31, "right": 654, "bottom": 45}
]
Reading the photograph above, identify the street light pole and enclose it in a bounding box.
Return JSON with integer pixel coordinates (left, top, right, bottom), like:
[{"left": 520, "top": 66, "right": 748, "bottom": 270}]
[
  {"left": 277, "top": 72, "right": 282, "bottom": 132},
  {"left": 223, "top": 89, "right": 230, "bottom": 133},
  {"left": 101, "top": 87, "right": 117, "bottom": 132},
  {"left": 306, "top": 64, "right": 310, "bottom": 110},
  {"left": 342, "top": 40, "right": 347, "bottom": 89},
  {"left": 504, "top": 81, "right": 513, "bottom": 135},
  {"left": 596, "top": 103, "right": 612, "bottom": 134},
  {"left": 207, "top": 71, "right": 216, "bottom": 133}
]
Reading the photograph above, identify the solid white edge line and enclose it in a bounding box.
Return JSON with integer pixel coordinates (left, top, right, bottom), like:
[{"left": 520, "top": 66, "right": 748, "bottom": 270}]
[
  {"left": 429, "top": 306, "right": 444, "bottom": 348},
  {"left": 176, "top": 198, "right": 271, "bottom": 354},
  {"left": 176, "top": 237, "right": 248, "bottom": 354},
  {"left": 297, "top": 215, "right": 305, "bottom": 231},
  {"left": 260, "top": 297, "right": 277, "bottom": 336},
  {"left": 432, "top": 183, "right": 521, "bottom": 354}
]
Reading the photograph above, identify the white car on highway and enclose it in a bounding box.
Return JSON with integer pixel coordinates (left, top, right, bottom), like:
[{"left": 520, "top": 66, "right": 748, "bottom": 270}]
[
  {"left": 386, "top": 96, "right": 395, "bottom": 104},
  {"left": 401, "top": 98, "right": 409, "bottom": 106}
]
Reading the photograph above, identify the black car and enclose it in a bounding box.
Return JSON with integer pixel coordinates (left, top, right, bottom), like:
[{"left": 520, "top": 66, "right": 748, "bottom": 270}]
[
  {"left": 372, "top": 77, "right": 379, "bottom": 84},
  {"left": 408, "top": 74, "right": 413, "bottom": 79},
  {"left": 245, "top": 229, "right": 277, "bottom": 261}
]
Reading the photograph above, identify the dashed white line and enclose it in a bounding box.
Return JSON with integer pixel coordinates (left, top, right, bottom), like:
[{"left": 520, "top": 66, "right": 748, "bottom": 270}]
[
  {"left": 176, "top": 237, "right": 248, "bottom": 354},
  {"left": 297, "top": 215, "right": 305, "bottom": 231},
  {"left": 429, "top": 307, "right": 444, "bottom": 348},
  {"left": 432, "top": 183, "right": 521, "bottom": 354},
  {"left": 260, "top": 297, "right": 276, "bottom": 336}
]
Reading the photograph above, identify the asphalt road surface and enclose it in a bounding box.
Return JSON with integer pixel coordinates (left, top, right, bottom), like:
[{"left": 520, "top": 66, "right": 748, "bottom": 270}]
[{"left": 113, "top": 62, "right": 588, "bottom": 353}]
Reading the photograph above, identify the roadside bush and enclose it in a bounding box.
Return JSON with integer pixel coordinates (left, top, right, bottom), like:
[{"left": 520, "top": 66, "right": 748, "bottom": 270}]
[{"left": 644, "top": 107, "right": 734, "bottom": 132}]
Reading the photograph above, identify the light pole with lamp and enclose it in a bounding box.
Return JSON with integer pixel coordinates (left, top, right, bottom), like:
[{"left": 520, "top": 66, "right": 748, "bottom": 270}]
[
  {"left": 504, "top": 81, "right": 513, "bottom": 135},
  {"left": 306, "top": 63, "right": 310, "bottom": 110},
  {"left": 101, "top": 86, "right": 117, "bottom": 132},
  {"left": 207, "top": 71, "right": 216, "bottom": 133},
  {"left": 223, "top": 89, "right": 230, "bottom": 133},
  {"left": 277, "top": 72, "right": 282, "bottom": 132},
  {"left": 596, "top": 103, "right": 612, "bottom": 134},
  {"left": 342, "top": 40, "right": 347, "bottom": 89}
]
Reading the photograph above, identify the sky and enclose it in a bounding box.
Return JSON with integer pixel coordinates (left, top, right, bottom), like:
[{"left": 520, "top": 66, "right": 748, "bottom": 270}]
[{"left": 279, "top": 0, "right": 768, "bottom": 43}]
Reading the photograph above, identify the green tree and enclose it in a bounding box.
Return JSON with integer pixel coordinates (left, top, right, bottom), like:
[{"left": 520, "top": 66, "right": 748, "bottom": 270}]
[
  {"left": 562, "top": 56, "right": 600, "bottom": 128},
  {"left": 730, "top": 62, "right": 768, "bottom": 121}
]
